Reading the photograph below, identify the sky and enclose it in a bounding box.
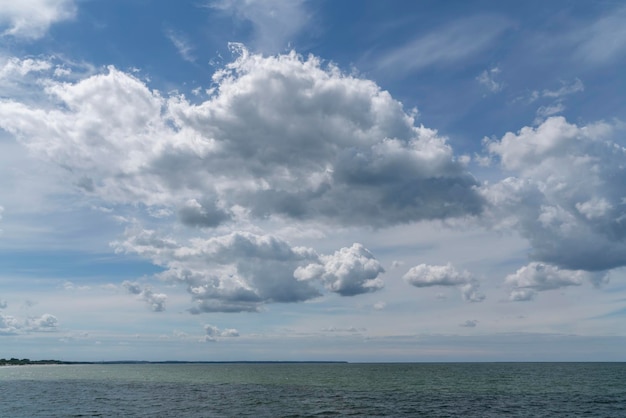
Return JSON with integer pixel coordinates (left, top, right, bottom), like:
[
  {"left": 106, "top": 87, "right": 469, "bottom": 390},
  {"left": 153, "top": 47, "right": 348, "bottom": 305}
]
[{"left": 1, "top": 0, "right": 626, "bottom": 362}]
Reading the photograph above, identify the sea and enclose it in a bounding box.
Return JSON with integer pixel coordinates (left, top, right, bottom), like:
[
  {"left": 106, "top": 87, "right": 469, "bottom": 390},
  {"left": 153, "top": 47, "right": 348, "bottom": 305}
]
[{"left": 1, "top": 362, "right": 625, "bottom": 417}]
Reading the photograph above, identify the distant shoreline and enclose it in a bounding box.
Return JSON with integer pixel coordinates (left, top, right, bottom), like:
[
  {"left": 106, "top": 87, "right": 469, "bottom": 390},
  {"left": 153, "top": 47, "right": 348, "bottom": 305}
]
[{"left": 1, "top": 359, "right": 348, "bottom": 366}]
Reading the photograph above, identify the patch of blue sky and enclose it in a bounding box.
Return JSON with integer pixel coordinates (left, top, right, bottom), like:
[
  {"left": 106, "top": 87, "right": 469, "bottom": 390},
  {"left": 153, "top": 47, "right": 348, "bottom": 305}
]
[{"left": 0, "top": 250, "right": 163, "bottom": 282}]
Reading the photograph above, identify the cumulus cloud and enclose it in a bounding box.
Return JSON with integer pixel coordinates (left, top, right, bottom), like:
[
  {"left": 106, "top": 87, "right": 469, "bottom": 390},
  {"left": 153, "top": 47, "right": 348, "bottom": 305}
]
[
  {"left": 26, "top": 313, "right": 59, "bottom": 330},
  {"left": 0, "top": 56, "right": 52, "bottom": 79},
  {"left": 114, "top": 228, "right": 384, "bottom": 312},
  {"left": 404, "top": 263, "right": 471, "bottom": 287},
  {"left": 203, "top": 323, "right": 240, "bottom": 342},
  {"left": 504, "top": 263, "right": 596, "bottom": 301},
  {"left": 484, "top": 116, "right": 626, "bottom": 272},
  {"left": 294, "top": 243, "right": 384, "bottom": 296},
  {"left": 0, "top": 49, "right": 482, "bottom": 228},
  {"left": 403, "top": 263, "right": 485, "bottom": 302},
  {"left": 0, "top": 0, "right": 77, "bottom": 39},
  {"left": 122, "top": 281, "right": 167, "bottom": 312},
  {"left": 0, "top": 314, "right": 19, "bottom": 335},
  {"left": 0, "top": 313, "right": 58, "bottom": 335},
  {"left": 0, "top": 300, "right": 6, "bottom": 309},
  {"left": 459, "top": 282, "right": 486, "bottom": 303}
]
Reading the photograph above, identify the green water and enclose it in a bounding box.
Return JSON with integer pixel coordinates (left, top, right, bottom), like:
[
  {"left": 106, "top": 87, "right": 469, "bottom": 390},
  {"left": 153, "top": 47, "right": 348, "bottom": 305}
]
[{"left": 1, "top": 363, "right": 625, "bottom": 417}]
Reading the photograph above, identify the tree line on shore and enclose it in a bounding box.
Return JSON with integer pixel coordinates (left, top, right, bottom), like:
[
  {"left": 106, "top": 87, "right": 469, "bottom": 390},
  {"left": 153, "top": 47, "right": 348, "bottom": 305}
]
[{"left": 0, "top": 358, "right": 65, "bottom": 366}]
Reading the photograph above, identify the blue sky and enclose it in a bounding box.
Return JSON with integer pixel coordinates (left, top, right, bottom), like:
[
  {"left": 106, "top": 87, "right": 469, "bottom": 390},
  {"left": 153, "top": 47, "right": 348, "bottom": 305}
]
[{"left": 1, "top": 0, "right": 626, "bottom": 362}]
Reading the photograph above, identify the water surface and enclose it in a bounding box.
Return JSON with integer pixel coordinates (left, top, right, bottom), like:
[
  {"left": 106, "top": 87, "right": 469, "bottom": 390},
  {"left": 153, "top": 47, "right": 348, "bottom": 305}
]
[{"left": 1, "top": 362, "right": 624, "bottom": 417}]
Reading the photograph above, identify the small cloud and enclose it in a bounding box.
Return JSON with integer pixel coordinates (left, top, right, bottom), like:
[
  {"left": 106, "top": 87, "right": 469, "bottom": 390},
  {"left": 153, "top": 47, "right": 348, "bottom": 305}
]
[
  {"left": 505, "top": 263, "right": 588, "bottom": 301},
  {"left": 540, "top": 78, "right": 584, "bottom": 99},
  {"left": 0, "top": 314, "right": 19, "bottom": 335},
  {"left": 373, "top": 301, "right": 386, "bottom": 311},
  {"left": 63, "top": 281, "right": 90, "bottom": 291},
  {"left": 460, "top": 319, "right": 478, "bottom": 328},
  {"left": 476, "top": 66, "right": 503, "bottom": 93},
  {"left": 22, "top": 300, "right": 36, "bottom": 309},
  {"left": 28, "top": 313, "right": 59, "bottom": 330},
  {"left": 460, "top": 282, "right": 486, "bottom": 303},
  {"left": 535, "top": 102, "right": 566, "bottom": 123},
  {"left": 164, "top": 28, "right": 195, "bottom": 62},
  {"left": 403, "top": 263, "right": 485, "bottom": 303},
  {"left": 390, "top": 260, "right": 404, "bottom": 269},
  {"left": 123, "top": 281, "right": 167, "bottom": 312},
  {"left": 203, "top": 324, "right": 240, "bottom": 342},
  {"left": 321, "top": 326, "right": 366, "bottom": 334}
]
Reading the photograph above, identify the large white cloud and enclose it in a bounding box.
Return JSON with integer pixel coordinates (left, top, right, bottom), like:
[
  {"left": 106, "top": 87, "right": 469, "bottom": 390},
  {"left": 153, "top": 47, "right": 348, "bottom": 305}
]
[
  {"left": 484, "top": 116, "right": 626, "bottom": 272},
  {"left": 0, "top": 50, "right": 483, "bottom": 229},
  {"left": 0, "top": 0, "right": 76, "bottom": 39}
]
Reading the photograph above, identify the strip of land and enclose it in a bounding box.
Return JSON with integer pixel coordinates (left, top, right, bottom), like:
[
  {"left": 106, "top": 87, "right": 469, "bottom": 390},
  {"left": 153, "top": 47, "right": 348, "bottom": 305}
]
[{"left": 1, "top": 358, "right": 348, "bottom": 366}]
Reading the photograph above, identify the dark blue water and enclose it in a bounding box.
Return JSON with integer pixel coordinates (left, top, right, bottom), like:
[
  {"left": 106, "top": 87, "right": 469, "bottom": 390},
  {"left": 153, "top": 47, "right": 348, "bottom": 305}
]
[{"left": 1, "top": 363, "right": 625, "bottom": 417}]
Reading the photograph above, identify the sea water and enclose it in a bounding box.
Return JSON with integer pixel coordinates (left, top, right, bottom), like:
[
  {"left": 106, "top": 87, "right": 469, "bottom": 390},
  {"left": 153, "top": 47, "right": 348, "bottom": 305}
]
[{"left": 1, "top": 362, "right": 625, "bottom": 417}]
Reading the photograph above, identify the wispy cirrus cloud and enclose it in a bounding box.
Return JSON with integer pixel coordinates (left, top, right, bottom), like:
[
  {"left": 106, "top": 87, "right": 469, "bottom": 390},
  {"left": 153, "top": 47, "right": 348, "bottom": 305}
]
[
  {"left": 375, "top": 15, "right": 511, "bottom": 75},
  {"left": 208, "top": 0, "right": 310, "bottom": 53},
  {"left": 164, "top": 28, "right": 196, "bottom": 62},
  {"left": 571, "top": 6, "right": 626, "bottom": 65}
]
